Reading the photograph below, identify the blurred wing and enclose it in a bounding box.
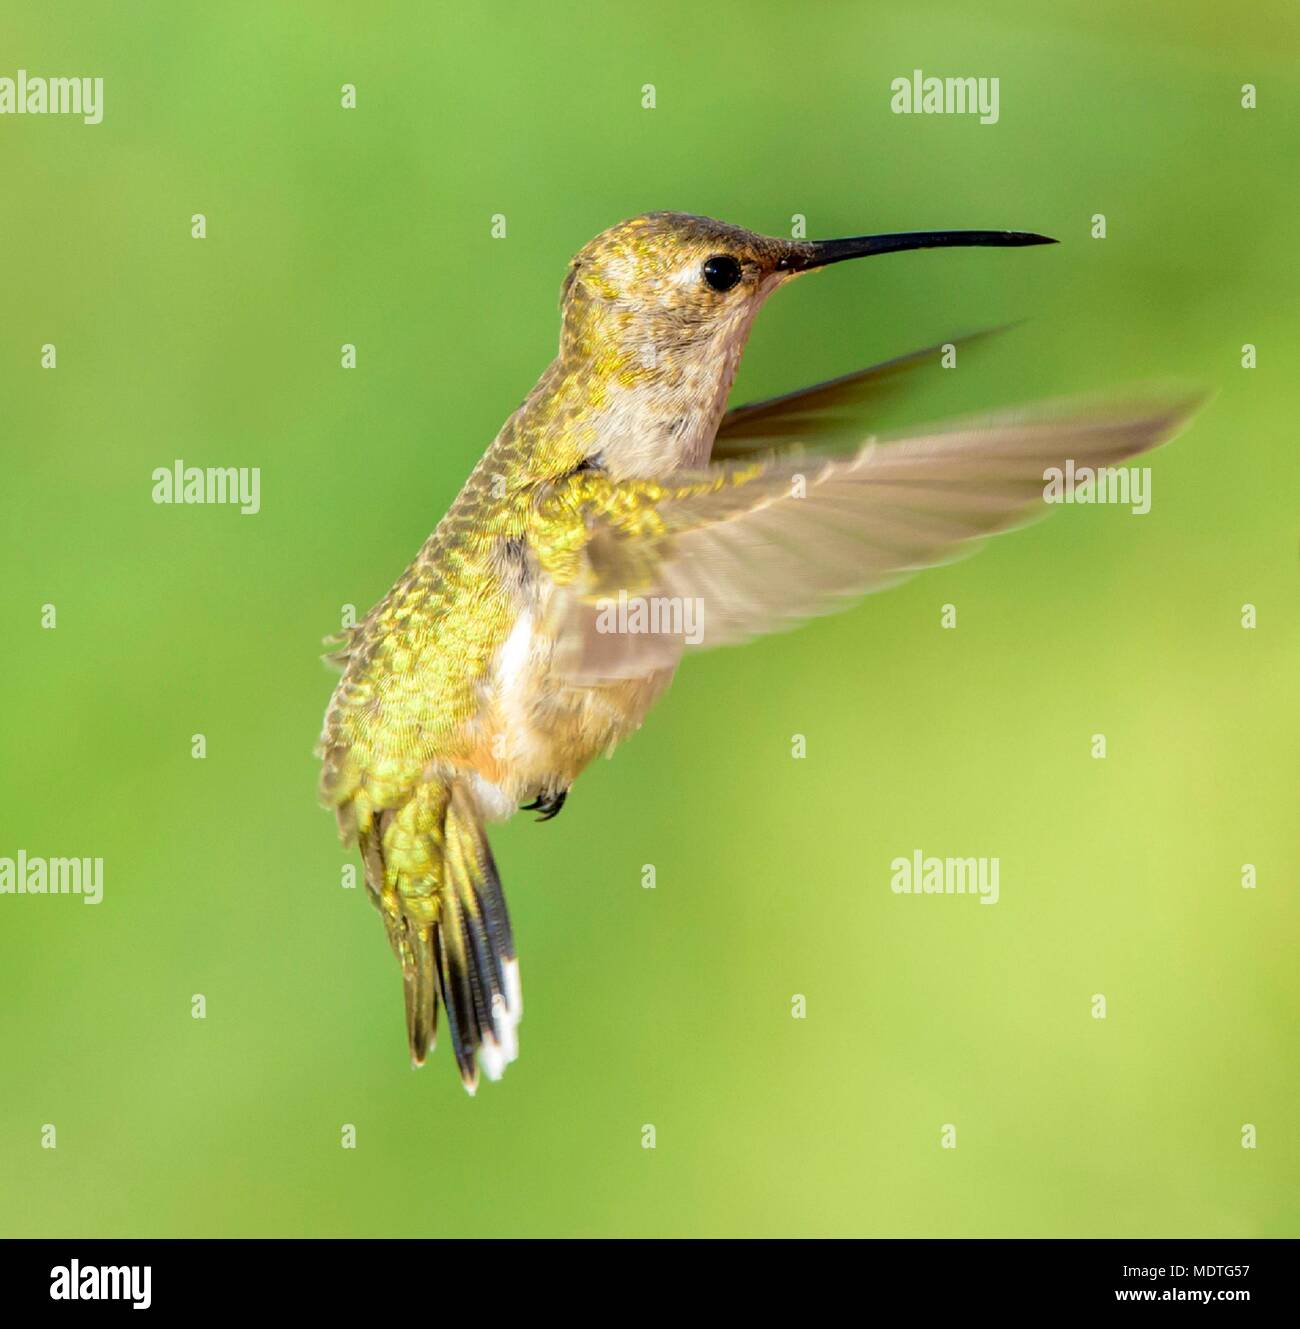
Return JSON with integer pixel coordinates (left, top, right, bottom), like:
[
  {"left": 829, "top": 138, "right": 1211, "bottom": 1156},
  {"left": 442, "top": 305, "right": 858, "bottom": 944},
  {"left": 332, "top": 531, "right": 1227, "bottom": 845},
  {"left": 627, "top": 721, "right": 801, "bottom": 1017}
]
[
  {"left": 710, "top": 326, "right": 1010, "bottom": 459},
  {"left": 556, "top": 388, "right": 1203, "bottom": 681}
]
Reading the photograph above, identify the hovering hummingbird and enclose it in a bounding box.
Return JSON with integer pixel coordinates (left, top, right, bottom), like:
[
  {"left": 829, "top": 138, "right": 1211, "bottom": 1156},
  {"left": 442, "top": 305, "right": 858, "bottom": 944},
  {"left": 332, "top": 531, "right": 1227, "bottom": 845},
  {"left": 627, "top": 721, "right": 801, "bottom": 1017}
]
[{"left": 318, "top": 211, "right": 1197, "bottom": 1092}]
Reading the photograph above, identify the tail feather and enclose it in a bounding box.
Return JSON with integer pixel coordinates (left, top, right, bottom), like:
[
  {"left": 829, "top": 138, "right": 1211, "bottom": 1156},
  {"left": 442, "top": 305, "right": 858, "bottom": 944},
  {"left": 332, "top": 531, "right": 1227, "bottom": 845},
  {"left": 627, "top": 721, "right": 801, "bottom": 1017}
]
[
  {"left": 406, "top": 925, "right": 438, "bottom": 1066},
  {"left": 359, "top": 781, "right": 521, "bottom": 1093}
]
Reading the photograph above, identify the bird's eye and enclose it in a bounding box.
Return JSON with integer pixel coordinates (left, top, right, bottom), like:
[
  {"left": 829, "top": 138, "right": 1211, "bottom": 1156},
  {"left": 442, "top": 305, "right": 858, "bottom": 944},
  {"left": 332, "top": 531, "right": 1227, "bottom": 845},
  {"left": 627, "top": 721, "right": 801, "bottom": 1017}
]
[{"left": 701, "top": 255, "right": 742, "bottom": 292}]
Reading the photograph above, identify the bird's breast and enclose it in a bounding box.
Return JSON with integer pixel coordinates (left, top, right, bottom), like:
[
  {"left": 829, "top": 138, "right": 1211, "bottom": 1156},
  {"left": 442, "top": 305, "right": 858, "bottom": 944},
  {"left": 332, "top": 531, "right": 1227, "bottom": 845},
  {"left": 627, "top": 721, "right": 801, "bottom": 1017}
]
[{"left": 465, "top": 578, "right": 675, "bottom": 822}]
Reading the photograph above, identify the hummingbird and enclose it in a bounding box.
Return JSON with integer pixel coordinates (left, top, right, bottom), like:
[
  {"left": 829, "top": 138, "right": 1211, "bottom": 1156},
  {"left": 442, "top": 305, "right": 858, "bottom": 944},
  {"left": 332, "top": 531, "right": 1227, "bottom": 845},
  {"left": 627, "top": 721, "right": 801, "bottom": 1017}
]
[{"left": 317, "top": 211, "right": 1198, "bottom": 1092}]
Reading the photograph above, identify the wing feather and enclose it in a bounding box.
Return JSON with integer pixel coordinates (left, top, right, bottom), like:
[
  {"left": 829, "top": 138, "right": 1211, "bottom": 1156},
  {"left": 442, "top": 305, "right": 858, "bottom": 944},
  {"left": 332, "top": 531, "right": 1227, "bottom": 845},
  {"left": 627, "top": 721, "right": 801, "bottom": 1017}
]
[
  {"left": 710, "top": 326, "right": 1011, "bottom": 459},
  {"left": 553, "top": 388, "right": 1203, "bottom": 680}
]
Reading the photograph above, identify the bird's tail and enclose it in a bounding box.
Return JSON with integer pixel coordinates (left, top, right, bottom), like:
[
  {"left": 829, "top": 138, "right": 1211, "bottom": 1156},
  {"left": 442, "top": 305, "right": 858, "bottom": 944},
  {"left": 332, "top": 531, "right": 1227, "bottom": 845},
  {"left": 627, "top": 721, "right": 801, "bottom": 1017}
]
[{"left": 358, "top": 780, "right": 520, "bottom": 1093}]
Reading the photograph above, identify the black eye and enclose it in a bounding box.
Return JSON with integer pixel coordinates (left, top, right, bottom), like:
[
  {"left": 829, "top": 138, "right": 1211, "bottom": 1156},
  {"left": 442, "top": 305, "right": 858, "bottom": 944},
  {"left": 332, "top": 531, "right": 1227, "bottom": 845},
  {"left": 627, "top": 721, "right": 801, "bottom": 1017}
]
[{"left": 702, "top": 255, "right": 742, "bottom": 292}]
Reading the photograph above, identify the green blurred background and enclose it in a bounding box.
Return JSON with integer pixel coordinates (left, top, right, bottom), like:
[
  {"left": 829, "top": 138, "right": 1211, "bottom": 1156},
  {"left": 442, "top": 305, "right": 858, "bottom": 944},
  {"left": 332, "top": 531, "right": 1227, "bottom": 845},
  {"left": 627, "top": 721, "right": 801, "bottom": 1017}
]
[{"left": 2, "top": 0, "right": 1296, "bottom": 1237}]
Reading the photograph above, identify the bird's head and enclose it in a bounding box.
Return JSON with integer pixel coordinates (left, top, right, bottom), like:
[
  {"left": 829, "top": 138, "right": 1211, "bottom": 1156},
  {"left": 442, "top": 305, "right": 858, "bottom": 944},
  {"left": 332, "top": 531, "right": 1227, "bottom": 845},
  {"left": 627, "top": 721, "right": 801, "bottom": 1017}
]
[
  {"left": 545, "top": 212, "right": 1054, "bottom": 476},
  {"left": 558, "top": 210, "right": 1055, "bottom": 372},
  {"left": 559, "top": 212, "right": 789, "bottom": 369}
]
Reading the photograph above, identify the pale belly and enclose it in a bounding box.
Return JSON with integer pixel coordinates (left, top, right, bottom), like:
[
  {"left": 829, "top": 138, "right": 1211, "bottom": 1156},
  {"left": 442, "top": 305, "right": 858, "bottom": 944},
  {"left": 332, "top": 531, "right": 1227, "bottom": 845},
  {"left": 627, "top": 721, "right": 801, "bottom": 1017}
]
[{"left": 465, "top": 606, "right": 676, "bottom": 822}]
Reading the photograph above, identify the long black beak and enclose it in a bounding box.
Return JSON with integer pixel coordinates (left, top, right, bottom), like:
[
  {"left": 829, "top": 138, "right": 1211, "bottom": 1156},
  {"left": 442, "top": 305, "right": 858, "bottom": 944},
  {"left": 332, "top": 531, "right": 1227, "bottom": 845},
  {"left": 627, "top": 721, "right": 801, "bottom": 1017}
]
[{"left": 777, "top": 230, "right": 1057, "bottom": 272}]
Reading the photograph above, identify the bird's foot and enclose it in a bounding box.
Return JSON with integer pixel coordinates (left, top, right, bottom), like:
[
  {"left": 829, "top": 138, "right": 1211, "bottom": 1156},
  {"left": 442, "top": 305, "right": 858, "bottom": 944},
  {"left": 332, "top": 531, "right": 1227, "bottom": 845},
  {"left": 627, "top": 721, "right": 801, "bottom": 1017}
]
[{"left": 521, "top": 789, "right": 568, "bottom": 822}]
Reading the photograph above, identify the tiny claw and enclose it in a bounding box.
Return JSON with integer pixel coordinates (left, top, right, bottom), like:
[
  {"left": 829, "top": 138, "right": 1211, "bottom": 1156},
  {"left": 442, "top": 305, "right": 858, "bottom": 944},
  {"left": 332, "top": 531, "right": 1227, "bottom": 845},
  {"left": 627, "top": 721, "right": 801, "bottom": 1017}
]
[{"left": 528, "top": 789, "right": 568, "bottom": 822}]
